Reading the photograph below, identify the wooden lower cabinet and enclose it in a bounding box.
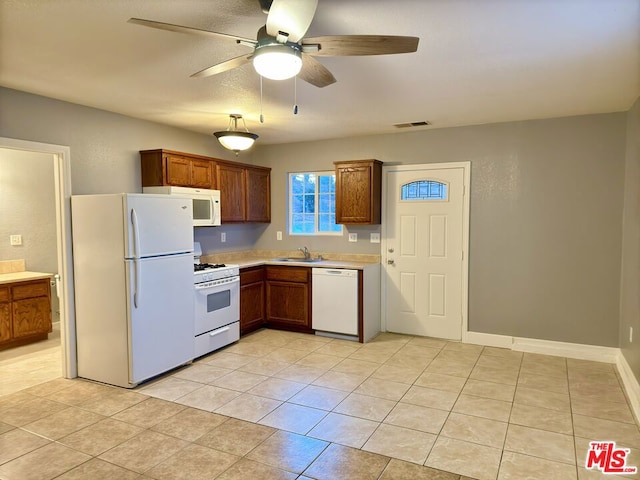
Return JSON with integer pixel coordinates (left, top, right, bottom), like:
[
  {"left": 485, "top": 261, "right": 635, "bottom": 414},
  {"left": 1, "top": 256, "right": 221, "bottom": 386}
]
[
  {"left": 0, "top": 278, "right": 52, "bottom": 350},
  {"left": 240, "top": 267, "right": 265, "bottom": 335},
  {"left": 265, "top": 266, "right": 312, "bottom": 333}
]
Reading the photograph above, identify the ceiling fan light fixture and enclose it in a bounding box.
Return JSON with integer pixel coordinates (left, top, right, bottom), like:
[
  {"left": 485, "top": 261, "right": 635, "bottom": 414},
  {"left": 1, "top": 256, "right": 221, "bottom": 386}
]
[
  {"left": 253, "top": 43, "right": 302, "bottom": 80},
  {"left": 214, "top": 114, "right": 258, "bottom": 153}
]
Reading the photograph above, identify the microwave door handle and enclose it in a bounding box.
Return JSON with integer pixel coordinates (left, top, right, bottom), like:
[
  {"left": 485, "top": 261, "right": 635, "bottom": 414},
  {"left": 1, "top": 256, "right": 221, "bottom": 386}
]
[
  {"left": 214, "top": 199, "right": 221, "bottom": 225},
  {"left": 130, "top": 208, "right": 141, "bottom": 308}
]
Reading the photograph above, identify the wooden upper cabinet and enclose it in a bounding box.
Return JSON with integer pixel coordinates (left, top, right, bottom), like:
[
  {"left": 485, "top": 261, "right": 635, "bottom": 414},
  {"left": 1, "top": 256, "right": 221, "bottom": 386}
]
[
  {"left": 334, "top": 159, "right": 383, "bottom": 224},
  {"left": 217, "top": 163, "right": 246, "bottom": 222},
  {"left": 140, "top": 149, "right": 271, "bottom": 224},
  {"left": 140, "top": 149, "right": 215, "bottom": 189},
  {"left": 245, "top": 167, "right": 271, "bottom": 223}
]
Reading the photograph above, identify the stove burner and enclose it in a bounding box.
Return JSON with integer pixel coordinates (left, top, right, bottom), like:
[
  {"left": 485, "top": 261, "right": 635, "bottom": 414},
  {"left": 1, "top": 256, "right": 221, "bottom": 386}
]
[{"left": 194, "top": 263, "right": 227, "bottom": 272}]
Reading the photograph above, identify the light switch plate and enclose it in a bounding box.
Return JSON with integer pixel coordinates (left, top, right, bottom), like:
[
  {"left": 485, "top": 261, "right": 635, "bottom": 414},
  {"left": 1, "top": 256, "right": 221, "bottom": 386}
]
[
  {"left": 221, "top": 232, "right": 226, "bottom": 243},
  {"left": 277, "top": 231, "right": 282, "bottom": 241},
  {"left": 10, "top": 235, "right": 22, "bottom": 246},
  {"left": 370, "top": 233, "right": 381, "bottom": 243},
  {"left": 348, "top": 233, "right": 357, "bottom": 242}
]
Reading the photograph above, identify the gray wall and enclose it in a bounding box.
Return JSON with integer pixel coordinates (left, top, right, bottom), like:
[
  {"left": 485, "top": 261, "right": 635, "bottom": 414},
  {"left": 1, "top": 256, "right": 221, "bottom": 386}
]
[
  {"left": 0, "top": 148, "right": 59, "bottom": 318},
  {"left": 620, "top": 97, "right": 640, "bottom": 377},
  {"left": 0, "top": 87, "right": 246, "bottom": 195},
  {"left": 0, "top": 86, "right": 629, "bottom": 348},
  {"left": 0, "top": 148, "right": 57, "bottom": 273},
  {"left": 255, "top": 114, "right": 627, "bottom": 347}
]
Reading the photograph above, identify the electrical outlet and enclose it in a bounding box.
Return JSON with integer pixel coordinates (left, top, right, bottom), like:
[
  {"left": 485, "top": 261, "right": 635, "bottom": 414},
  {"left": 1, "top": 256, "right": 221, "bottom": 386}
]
[
  {"left": 370, "top": 233, "right": 380, "bottom": 243},
  {"left": 10, "top": 235, "right": 22, "bottom": 246},
  {"left": 221, "top": 232, "right": 226, "bottom": 243},
  {"left": 277, "top": 231, "right": 282, "bottom": 241},
  {"left": 348, "top": 233, "right": 357, "bottom": 242},
  {"left": 631, "top": 327, "right": 634, "bottom": 343}
]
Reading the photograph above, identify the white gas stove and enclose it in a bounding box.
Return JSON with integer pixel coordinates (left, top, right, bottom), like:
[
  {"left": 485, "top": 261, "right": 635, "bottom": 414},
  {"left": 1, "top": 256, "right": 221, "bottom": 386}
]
[
  {"left": 192, "top": 243, "right": 240, "bottom": 357},
  {"left": 194, "top": 263, "right": 240, "bottom": 284}
]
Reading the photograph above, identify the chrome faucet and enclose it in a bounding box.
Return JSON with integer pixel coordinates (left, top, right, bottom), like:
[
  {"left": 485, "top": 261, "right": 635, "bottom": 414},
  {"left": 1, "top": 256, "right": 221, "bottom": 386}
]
[{"left": 298, "top": 246, "right": 311, "bottom": 260}]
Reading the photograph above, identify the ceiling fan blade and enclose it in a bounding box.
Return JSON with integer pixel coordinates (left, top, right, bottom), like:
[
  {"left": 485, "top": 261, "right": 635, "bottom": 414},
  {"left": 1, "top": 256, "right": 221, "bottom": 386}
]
[
  {"left": 302, "top": 35, "right": 419, "bottom": 56},
  {"left": 266, "top": 0, "right": 318, "bottom": 43},
  {"left": 298, "top": 54, "right": 336, "bottom": 88},
  {"left": 128, "top": 18, "right": 256, "bottom": 46},
  {"left": 191, "top": 54, "right": 253, "bottom": 78}
]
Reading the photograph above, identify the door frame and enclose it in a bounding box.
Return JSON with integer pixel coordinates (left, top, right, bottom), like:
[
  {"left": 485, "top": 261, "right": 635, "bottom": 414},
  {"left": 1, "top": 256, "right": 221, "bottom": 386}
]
[
  {"left": 0, "top": 136, "right": 76, "bottom": 378},
  {"left": 381, "top": 162, "right": 471, "bottom": 341}
]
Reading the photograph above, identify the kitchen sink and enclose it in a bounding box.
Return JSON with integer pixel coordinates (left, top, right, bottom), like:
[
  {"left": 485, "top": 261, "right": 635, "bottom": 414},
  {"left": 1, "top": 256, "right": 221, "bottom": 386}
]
[{"left": 271, "top": 257, "right": 323, "bottom": 263}]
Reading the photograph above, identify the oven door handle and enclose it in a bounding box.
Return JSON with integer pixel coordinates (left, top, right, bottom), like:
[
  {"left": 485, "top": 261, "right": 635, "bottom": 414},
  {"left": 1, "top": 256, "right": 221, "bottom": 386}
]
[
  {"left": 195, "top": 276, "right": 240, "bottom": 290},
  {"left": 209, "top": 326, "right": 230, "bottom": 337}
]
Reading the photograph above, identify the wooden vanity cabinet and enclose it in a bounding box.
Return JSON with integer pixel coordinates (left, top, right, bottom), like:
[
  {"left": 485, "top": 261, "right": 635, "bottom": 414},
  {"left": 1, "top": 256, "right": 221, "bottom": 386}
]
[
  {"left": 140, "top": 149, "right": 215, "bottom": 189},
  {"left": 265, "top": 266, "right": 312, "bottom": 333},
  {"left": 240, "top": 266, "right": 265, "bottom": 335},
  {"left": 0, "top": 278, "right": 52, "bottom": 350},
  {"left": 334, "top": 159, "right": 383, "bottom": 224}
]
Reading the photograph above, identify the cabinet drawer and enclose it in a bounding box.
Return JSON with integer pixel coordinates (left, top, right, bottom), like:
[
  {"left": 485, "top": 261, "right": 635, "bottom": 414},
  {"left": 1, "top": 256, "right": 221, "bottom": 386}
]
[
  {"left": 195, "top": 322, "right": 240, "bottom": 358},
  {"left": 266, "top": 266, "right": 309, "bottom": 283},
  {"left": 240, "top": 267, "right": 265, "bottom": 285},
  {"left": 12, "top": 280, "right": 49, "bottom": 300},
  {"left": 0, "top": 287, "right": 9, "bottom": 303}
]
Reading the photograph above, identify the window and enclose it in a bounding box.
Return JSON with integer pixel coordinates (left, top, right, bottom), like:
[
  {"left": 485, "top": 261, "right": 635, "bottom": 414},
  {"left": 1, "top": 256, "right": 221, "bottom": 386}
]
[
  {"left": 401, "top": 180, "right": 448, "bottom": 201},
  {"left": 289, "top": 172, "right": 343, "bottom": 235}
]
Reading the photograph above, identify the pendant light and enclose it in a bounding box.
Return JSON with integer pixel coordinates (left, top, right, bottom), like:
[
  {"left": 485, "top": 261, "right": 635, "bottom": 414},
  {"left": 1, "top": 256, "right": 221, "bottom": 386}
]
[{"left": 214, "top": 114, "right": 258, "bottom": 154}]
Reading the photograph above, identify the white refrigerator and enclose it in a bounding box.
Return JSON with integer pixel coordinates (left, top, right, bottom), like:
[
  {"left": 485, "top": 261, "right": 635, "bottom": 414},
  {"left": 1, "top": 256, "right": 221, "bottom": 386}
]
[{"left": 72, "top": 193, "right": 195, "bottom": 388}]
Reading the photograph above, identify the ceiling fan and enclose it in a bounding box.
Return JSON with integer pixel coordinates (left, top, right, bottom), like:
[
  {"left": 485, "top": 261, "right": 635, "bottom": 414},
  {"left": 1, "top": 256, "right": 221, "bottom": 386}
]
[{"left": 128, "top": 0, "right": 419, "bottom": 88}]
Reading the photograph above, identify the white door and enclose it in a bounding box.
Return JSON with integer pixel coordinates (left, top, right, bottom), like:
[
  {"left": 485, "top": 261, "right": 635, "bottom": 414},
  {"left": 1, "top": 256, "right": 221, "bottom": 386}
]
[
  {"left": 384, "top": 165, "right": 467, "bottom": 340},
  {"left": 124, "top": 194, "right": 193, "bottom": 258},
  {"left": 127, "top": 253, "right": 194, "bottom": 384}
]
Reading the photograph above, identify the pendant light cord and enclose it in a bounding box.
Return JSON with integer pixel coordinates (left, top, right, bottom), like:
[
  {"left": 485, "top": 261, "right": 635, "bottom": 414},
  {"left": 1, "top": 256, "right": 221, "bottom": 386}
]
[{"left": 260, "top": 76, "right": 264, "bottom": 124}]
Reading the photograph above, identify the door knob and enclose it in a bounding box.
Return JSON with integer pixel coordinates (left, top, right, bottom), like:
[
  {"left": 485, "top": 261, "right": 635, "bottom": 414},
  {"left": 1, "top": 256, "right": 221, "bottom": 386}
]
[
  {"left": 387, "top": 259, "right": 395, "bottom": 265},
  {"left": 388, "top": 248, "right": 394, "bottom": 253}
]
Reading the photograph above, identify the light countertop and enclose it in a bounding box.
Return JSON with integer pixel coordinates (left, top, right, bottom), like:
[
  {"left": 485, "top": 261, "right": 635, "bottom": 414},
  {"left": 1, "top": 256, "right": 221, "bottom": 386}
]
[
  {"left": 200, "top": 250, "right": 380, "bottom": 271},
  {"left": 0, "top": 271, "right": 54, "bottom": 285}
]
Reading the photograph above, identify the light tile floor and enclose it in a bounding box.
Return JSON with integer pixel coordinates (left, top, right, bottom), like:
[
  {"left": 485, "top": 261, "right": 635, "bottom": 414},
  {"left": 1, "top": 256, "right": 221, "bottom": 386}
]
[{"left": 0, "top": 328, "right": 638, "bottom": 479}]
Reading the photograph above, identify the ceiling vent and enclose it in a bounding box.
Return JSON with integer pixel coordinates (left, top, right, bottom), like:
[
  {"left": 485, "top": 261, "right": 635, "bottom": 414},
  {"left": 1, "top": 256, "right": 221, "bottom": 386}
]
[{"left": 393, "top": 121, "right": 431, "bottom": 128}]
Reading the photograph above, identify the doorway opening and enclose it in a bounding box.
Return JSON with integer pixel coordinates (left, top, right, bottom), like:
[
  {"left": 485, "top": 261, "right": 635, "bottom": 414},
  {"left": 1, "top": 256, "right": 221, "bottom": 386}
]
[{"left": 0, "top": 137, "right": 76, "bottom": 394}]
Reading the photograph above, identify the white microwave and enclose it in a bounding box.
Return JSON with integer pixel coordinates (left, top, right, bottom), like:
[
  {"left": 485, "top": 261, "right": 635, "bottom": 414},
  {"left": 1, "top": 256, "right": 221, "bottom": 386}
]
[{"left": 142, "top": 186, "right": 221, "bottom": 226}]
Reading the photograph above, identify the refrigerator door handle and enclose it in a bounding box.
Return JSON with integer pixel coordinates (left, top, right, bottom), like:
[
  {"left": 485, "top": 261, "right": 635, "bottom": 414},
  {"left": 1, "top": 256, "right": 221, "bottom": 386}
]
[
  {"left": 130, "top": 208, "right": 140, "bottom": 259},
  {"left": 131, "top": 208, "right": 141, "bottom": 308},
  {"left": 134, "top": 258, "right": 140, "bottom": 308}
]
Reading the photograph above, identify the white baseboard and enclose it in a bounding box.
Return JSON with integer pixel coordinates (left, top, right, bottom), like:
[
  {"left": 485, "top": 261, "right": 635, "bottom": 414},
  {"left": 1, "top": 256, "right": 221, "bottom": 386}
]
[
  {"left": 463, "top": 330, "right": 618, "bottom": 363},
  {"left": 511, "top": 336, "right": 619, "bottom": 364},
  {"left": 463, "top": 331, "right": 512, "bottom": 349},
  {"left": 617, "top": 351, "right": 640, "bottom": 424}
]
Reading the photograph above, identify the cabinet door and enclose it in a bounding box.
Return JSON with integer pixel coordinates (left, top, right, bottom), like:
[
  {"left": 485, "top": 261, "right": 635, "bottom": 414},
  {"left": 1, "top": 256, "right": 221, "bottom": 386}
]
[
  {"left": 217, "top": 163, "right": 246, "bottom": 222},
  {"left": 12, "top": 297, "right": 51, "bottom": 338},
  {"left": 165, "top": 154, "right": 192, "bottom": 186},
  {"left": 335, "top": 160, "right": 382, "bottom": 224},
  {"left": 240, "top": 282, "right": 265, "bottom": 335},
  {"left": 0, "top": 298, "right": 11, "bottom": 342},
  {"left": 191, "top": 159, "right": 214, "bottom": 189},
  {"left": 266, "top": 281, "right": 310, "bottom": 330},
  {"left": 245, "top": 168, "right": 271, "bottom": 222}
]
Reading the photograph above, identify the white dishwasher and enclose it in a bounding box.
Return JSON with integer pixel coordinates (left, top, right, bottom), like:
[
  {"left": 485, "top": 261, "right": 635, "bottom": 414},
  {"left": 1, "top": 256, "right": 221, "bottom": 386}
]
[{"left": 312, "top": 268, "right": 358, "bottom": 335}]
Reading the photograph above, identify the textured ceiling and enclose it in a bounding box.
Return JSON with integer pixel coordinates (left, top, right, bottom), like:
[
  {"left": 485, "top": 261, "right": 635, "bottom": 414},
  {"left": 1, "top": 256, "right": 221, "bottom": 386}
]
[{"left": 1, "top": 0, "right": 638, "bottom": 145}]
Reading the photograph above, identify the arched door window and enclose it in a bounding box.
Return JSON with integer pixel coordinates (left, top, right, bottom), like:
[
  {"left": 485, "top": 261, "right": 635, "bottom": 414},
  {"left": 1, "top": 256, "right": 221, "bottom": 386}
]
[{"left": 400, "top": 180, "right": 448, "bottom": 201}]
